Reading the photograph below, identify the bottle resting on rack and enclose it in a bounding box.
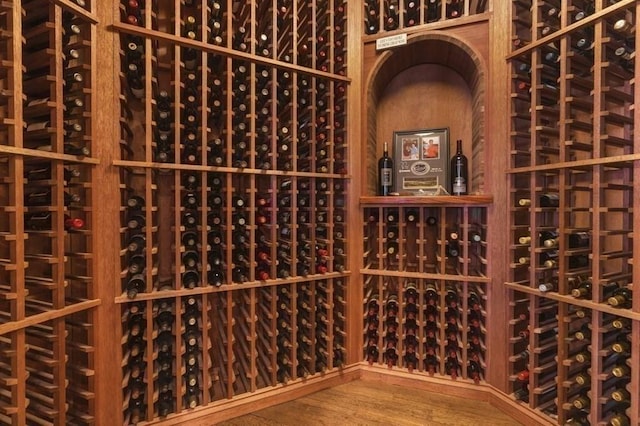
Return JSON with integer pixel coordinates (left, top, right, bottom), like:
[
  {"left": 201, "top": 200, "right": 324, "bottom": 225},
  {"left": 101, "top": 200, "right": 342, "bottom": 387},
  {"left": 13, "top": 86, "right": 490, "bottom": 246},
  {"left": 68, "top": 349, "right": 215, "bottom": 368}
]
[
  {"left": 450, "top": 139, "right": 468, "bottom": 195},
  {"left": 378, "top": 141, "right": 393, "bottom": 195}
]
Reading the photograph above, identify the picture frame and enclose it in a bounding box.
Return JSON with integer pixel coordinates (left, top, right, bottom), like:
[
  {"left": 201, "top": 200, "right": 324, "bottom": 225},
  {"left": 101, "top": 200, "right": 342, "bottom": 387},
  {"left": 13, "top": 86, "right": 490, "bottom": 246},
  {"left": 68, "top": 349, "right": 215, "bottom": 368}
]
[{"left": 393, "top": 128, "right": 450, "bottom": 195}]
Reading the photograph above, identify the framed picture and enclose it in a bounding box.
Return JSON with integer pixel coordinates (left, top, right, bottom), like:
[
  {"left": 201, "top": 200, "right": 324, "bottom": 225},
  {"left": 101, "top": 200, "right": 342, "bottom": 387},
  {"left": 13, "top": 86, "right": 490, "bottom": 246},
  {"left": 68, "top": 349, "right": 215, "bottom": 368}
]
[{"left": 393, "top": 128, "right": 449, "bottom": 195}]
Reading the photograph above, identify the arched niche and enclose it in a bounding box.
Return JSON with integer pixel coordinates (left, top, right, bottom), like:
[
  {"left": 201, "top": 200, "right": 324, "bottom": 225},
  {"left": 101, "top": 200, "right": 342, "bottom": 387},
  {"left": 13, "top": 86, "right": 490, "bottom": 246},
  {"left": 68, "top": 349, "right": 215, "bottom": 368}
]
[{"left": 364, "top": 32, "right": 487, "bottom": 196}]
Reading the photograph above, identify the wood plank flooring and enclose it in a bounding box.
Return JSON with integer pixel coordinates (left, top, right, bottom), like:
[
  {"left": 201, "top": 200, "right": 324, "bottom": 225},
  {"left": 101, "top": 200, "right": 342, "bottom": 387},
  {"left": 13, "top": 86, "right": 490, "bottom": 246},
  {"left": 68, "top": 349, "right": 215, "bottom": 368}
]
[{"left": 217, "top": 380, "right": 523, "bottom": 425}]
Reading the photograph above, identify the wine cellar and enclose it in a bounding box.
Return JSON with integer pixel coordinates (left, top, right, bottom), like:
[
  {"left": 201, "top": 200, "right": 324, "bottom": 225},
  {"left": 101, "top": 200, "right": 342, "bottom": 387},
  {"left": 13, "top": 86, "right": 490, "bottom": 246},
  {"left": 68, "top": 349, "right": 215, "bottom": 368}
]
[{"left": 0, "top": 0, "right": 638, "bottom": 425}]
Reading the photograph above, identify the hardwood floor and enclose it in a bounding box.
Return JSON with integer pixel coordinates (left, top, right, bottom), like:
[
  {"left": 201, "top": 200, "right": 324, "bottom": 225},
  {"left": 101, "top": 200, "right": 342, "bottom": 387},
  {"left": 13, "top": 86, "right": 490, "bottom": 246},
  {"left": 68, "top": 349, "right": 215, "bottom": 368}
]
[{"left": 217, "top": 380, "right": 523, "bottom": 425}]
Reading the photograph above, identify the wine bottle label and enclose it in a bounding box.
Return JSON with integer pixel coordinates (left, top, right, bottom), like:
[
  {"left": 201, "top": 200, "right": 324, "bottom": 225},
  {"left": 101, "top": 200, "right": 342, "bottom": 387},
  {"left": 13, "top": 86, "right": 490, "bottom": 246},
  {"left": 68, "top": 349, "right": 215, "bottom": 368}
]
[
  {"left": 381, "top": 167, "right": 392, "bottom": 185},
  {"left": 453, "top": 177, "right": 466, "bottom": 194}
]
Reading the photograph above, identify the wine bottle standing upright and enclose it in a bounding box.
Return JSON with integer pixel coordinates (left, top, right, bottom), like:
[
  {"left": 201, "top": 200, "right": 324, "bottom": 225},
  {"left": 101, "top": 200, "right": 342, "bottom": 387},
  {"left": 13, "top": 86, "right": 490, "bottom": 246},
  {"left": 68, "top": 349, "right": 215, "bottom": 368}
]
[
  {"left": 378, "top": 141, "right": 393, "bottom": 195},
  {"left": 450, "top": 139, "right": 468, "bottom": 195}
]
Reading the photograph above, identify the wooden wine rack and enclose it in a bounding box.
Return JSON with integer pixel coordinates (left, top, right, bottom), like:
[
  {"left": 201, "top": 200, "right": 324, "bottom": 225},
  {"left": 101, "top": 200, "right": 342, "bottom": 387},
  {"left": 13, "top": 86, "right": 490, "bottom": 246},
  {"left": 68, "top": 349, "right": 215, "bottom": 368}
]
[
  {"left": 0, "top": 0, "right": 99, "bottom": 424},
  {"left": 361, "top": 201, "right": 491, "bottom": 382},
  {"left": 507, "top": 0, "right": 640, "bottom": 424},
  {"left": 9, "top": 0, "right": 640, "bottom": 424},
  {"left": 112, "top": 0, "right": 351, "bottom": 423},
  {"left": 362, "top": 0, "right": 489, "bottom": 36}
]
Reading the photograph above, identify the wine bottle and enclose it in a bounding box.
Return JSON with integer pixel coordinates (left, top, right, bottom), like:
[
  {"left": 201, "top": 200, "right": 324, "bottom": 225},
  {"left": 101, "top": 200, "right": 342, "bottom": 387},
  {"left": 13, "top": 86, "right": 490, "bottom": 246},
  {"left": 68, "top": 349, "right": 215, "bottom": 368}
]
[
  {"left": 405, "top": 0, "right": 419, "bottom": 26},
  {"left": 25, "top": 189, "right": 80, "bottom": 206},
  {"left": 568, "top": 254, "right": 589, "bottom": 269},
  {"left": 608, "top": 413, "right": 631, "bottom": 426},
  {"left": 539, "top": 192, "right": 559, "bottom": 207},
  {"left": 540, "top": 250, "right": 558, "bottom": 268},
  {"left": 127, "top": 254, "right": 145, "bottom": 274},
  {"left": 608, "top": 287, "right": 632, "bottom": 308},
  {"left": 568, "top": 231, "right": 590, "bottom": 248},
  {"left": 450, "top": 139, "right": 468, "bottom": 195},
  {"left": 569, "top": 277, "right": 591, "bottom": 298},
  {"left": 24, "top": 163, "right": 80, "bottom": 183},
  {"left": 24, "top": 212, "right": 84, "bottom": 231},
  {"left": 425, "top": 0, "right": 441, "bottom": 22},
  {"left": 126, "top": 274, "right": 146, "bottom": 299},
  {"left": 182, "top": 270, "right": 200, "bottom": 289},
  {"left": 126, "top": 195, "right": 145, "bottom": 210},
  {"left": 539, "top": 230, "right": 559, "bottom": 247},
  {"left": 378, "top": 141, "right": 393, "bottom": 195},
  {"left": 384, "top": 3, "right": 399, "bottom": 30}
]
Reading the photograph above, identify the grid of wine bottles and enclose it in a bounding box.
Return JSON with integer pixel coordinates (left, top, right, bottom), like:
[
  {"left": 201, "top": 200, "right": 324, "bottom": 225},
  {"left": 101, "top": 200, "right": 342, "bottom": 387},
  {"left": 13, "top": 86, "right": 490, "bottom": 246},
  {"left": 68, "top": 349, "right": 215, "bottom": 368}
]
[
  {"left": 362, "top": 203, "right": 489, "bottom": 383},
  {"left": 508, "top": 1, "right": 638, "bottom": 424},
  {"left": 115, "top": 0, "right": 349, "bottom": 423},
  {"left": 363, "top": 0, "right": 489, "bottom": 35},
  {"left": 0, "top": 0, "right": 97, "bottom": 424}
]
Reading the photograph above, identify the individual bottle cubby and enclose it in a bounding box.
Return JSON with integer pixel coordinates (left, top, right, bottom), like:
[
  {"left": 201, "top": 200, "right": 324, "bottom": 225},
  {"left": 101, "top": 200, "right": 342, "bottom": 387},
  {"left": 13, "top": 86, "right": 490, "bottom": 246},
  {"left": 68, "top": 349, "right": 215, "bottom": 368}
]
[
  {"left": 362, "top": 205, "right": 488, "bottom": 277},
  {"left": 363, "top": 277, "right": 486, "bottom": 383},
  {"left": 364, "top": 0, "right": 489, "bottom": 36}
]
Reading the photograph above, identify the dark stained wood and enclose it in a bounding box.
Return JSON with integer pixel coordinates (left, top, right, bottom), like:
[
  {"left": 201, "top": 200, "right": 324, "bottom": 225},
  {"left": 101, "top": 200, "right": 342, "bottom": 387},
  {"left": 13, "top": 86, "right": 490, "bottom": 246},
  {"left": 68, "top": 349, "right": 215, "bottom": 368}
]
[{"left": 218, "top": 380, "right": 522, "bottom": 426}]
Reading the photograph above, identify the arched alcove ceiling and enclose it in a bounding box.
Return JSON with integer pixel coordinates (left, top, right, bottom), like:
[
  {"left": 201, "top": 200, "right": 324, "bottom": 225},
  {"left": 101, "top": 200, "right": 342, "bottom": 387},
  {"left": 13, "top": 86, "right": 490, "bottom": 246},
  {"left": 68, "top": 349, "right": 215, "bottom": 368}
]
[{"left": 368, "top": 32, "right": 486, "bottom": 103}]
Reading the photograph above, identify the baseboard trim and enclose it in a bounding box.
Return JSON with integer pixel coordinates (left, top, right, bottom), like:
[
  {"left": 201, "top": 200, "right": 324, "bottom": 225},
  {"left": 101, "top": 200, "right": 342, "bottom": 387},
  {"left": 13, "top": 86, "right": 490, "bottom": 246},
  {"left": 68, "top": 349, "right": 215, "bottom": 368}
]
[
  {"left": 153, "top": 365, "right": 362, "bottom": 426},
  {"left": 143, "top": 363, "right": 556, "bottom": 426}
]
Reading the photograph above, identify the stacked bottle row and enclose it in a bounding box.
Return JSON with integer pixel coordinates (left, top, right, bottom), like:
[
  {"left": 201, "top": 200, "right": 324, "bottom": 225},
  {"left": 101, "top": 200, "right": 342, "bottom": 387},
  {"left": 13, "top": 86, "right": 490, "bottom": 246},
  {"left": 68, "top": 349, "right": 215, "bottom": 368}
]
[
  {"left": 119, "top": 0, "right": 348, "bottom": 174},
  {"left": 20, "top": 0, "right": 95, "bottom": 313},
  {"left": 121, "top": 296, "right": 214, "bottom": 423},
  {"left": 511, "top": 0, "right": 631, "bottom": 51},
  {"left": 363, "top": 277, "right": 486, "bottom": 382},
  {"left": 21, "top": 0, "right": 93, "bottom": 157},
  {"left": 122, "top": 0, "right": 347, "bottom": 72},
  {"left": 0, "top": 310, "right": 96, "bottom": 425},
  {"left": 120, "top": 46, "right": 347, "bottom": 173},
  {"left": 0, "top": 1, "right": 96, "bottom": 424},
  {"left": 363, "top": 0, "right": 489, "bottom": 35},
  {"left": 363, "top": 206, "right": 488, "bottom": 277},
  {"left": 209, "top": 279, "right": 347, "bottom": 395},
  {"left": 510, "top": 189, "right": 634, "bottom": 310},
  {"left": 509, "top": 292, "right": 636, "bottom": 425},
  {"left": 510, "top": 2, "right": 635, "bottom": 169},
  {"left": 119, "top": 172, "right": 348, "bottom": 295},
  {"left": 120, "top": 279, "right": 346, "bottom": 421}
]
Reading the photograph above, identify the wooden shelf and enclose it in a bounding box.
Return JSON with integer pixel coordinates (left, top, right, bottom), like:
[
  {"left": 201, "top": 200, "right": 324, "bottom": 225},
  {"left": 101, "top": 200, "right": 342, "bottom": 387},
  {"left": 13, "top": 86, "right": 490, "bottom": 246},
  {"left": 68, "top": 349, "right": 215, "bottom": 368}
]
[{"left": 360, "top": 195, "right": 493, "bottom": 205}]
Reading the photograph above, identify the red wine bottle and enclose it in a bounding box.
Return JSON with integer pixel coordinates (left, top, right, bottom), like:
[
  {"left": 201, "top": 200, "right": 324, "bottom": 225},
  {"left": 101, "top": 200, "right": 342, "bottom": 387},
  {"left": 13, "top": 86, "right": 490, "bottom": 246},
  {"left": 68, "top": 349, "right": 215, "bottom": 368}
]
[
  {"left": 378, "top": 141, "right": 393, "bottom": 195},
  {"left": 450, "top": 139, "right": 468, "bottom": 195}
]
